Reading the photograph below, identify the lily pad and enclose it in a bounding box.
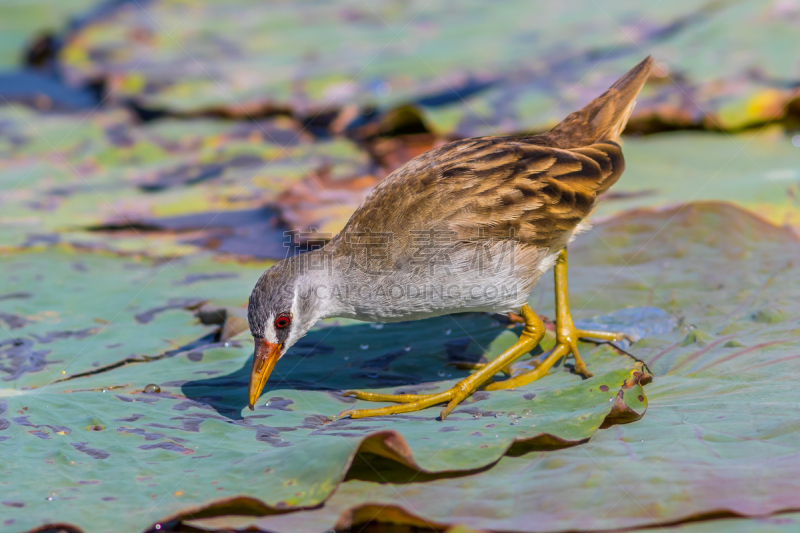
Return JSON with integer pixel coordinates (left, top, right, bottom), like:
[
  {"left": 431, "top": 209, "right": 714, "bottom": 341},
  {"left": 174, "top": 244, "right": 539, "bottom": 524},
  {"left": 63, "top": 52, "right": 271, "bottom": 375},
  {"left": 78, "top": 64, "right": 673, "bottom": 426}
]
[
  {"left": 0, "top": 335, "right": 650, "bottom": 533},
  {"left": 0, "top": 105, "right": 369, "bottom": 257},
  {"left": 0, "top": 0, "right": 98, "bottom": 68},
  {"left": 0, "top": 245, "right": 658, "bottom": 533},
  {"left": 595, "top": 129, "right": 800, "bottom": 233},
  {"left": 0, "top": 248, "right": 272, "bottom": 389},
  {"left": 58, "top": 1, "right": 799, "bottom": 134},
  {"left": 187, "top": 201, "right": 800, "bottom": 533}
]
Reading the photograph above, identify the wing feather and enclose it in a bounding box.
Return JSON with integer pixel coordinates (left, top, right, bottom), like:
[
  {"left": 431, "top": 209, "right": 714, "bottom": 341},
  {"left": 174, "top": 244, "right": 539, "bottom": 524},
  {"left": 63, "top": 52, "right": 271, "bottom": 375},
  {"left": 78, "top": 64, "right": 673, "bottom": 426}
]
[{"left": 332, "top": 136, "right": 624, "bottom": 255}]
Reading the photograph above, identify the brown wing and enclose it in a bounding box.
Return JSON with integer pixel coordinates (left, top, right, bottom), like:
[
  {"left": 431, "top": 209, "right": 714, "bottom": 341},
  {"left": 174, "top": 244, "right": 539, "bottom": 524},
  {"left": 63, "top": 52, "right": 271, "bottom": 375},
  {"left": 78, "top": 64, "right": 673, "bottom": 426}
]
[
  {"left": 331, "top": 56, "right": 650, "bottom": 256},
  {"left": 332, "top": 136, "right": 624, "bottom": 252}
]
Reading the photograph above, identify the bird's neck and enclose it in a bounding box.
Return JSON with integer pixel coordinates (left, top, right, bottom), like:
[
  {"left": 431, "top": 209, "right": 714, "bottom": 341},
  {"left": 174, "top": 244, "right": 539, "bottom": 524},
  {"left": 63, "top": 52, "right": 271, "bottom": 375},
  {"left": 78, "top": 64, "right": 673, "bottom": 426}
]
[{"left": 287, "top": 249, "right": 353, "bottom": 320}]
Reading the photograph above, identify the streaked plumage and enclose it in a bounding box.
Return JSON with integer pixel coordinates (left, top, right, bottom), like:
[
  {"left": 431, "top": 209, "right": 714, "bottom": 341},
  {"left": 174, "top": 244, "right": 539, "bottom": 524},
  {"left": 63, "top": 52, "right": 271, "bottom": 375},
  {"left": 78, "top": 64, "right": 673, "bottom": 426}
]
[{"left": 246, "top": 56, "right": 654, "bottom": 414}]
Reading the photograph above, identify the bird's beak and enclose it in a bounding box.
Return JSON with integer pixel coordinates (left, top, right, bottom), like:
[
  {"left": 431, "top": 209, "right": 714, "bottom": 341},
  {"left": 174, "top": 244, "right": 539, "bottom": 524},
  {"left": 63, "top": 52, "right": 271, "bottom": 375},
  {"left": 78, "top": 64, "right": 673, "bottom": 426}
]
[{"left": 248, "top": 339, "right": 282, "bottom": 410}]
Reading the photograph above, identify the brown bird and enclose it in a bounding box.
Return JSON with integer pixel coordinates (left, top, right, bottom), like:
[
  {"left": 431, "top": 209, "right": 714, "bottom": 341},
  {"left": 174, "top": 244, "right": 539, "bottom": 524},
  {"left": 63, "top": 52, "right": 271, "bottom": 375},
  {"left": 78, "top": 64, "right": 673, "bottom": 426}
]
[{"left": 248, "top": 56, "right": 654, "bottom": 420}]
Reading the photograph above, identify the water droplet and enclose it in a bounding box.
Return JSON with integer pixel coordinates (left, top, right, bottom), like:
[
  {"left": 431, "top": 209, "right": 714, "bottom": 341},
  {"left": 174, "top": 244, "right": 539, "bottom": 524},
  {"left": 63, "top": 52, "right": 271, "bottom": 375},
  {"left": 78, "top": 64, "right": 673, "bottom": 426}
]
[
  {"left": 446, "top": 372, "right": 452, "bottom": 378},
  {"left": 223, "top": 342, "right": 231, "bottom": 348},
  {"left": 101, "top": 388, "right": 107, "bottom": 393},
  {"left": 343, "top": 356, "right": 349, "bottom": 361},
  {"left": 370, "top": 323, "right": 384, "bottom": 330},
  {"left": 154, "top": 525, "right": 162, "bottom": 531},
  {"left": 265, "top": 401, "right": 271, "bottom": 407},
  {"left": 473, "top": 413, "right": 482, "bottom": 419},
  {"left": 494, "top": 434, "right": 499, "bottom": 438},
  {"left": 404, "top": 345, "right": 411, "bottom": 352},
  {"left": 510, "top": 419, "right": 520, "bottom": 425},
  {"left": 444, "top": 329, "right": 451, "bottom": 335},
  {"left": 144, "top": 384, "right": 160, "bottom": 394},
  {"left": 360, "top": 344, "right": 369, "bottom": 350},
  {"left": 522, "top": 408, "right": 532, "bottom": 417},
  {"left": 507, "top": 412, "right": 516, "bottom": 418},
  {"left": 792, "top": 134, "right": 800, "bottom": 147},
  {"left": 494, "top": 411, "right": 504, "bottom": 418},
  {"left": 437, "top": 369, "right": 446, "bottom": 377}
]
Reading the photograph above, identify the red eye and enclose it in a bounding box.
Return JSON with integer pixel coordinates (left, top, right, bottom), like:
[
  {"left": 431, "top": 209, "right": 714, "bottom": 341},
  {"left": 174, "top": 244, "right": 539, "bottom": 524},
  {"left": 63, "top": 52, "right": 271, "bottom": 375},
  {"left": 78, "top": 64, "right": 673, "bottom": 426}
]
[{"left": 274, "top": 313, "right": 291, "bottom": 329}]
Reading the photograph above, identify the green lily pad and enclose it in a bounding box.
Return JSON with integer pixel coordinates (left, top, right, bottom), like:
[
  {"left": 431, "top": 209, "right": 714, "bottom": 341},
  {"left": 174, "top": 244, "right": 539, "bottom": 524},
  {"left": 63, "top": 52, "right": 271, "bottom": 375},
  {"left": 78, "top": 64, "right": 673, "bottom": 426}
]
[
  {"left": 186, "top": 201, "right": 800, "bottom": 533},
  {"left": 0, "top": 248, "right": 272, "bottom": 389},
  {"left": 0, "top": 0, "right": 99, "bottom": 68},
  {"left": 0, "top": 244, "right": 657, "bottom": 533},
  {"left": 0, "top": 105, "right": 369, "bottom": 257},
  {"left": 594, "top": 130, "right": 800, "bottom": 233},
  {"left": 58, "top": 1, "right": 798, "bottom": 133},
  {"left": 0, "top": 336, "right": 649, "bottom": 533}
]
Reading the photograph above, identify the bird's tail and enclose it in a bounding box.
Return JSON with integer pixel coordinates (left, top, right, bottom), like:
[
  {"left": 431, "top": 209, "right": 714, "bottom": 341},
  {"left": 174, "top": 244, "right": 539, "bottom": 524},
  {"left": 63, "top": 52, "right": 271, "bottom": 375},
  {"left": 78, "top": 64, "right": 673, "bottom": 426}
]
[{"left": 546, "top": 56, "right": 654, "bottom": 148}]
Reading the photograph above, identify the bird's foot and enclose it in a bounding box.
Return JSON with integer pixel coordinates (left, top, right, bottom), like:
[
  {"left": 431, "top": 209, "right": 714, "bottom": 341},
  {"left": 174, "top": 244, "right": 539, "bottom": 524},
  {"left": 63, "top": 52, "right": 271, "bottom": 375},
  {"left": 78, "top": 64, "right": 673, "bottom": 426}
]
[
  {"left": 484, "top": 327, "right": 631, "bottom": 391},
  {"left": 576, "top": 328, "right": 634, "bottom": 345},
  {"left": 446, "top": 361, "right": 516, "bottom": 376},
  {"left": 339, "top": 388, "right": 461, "bottom": 420},
  {"left": 484, "top": 343, "right": 565, "bottom": 390},
  {"left": 338, "top": 305, "right": 547, "bottom": 420},
  {"left": 567, "top": 328, "right": 634, "bottom": 376}
]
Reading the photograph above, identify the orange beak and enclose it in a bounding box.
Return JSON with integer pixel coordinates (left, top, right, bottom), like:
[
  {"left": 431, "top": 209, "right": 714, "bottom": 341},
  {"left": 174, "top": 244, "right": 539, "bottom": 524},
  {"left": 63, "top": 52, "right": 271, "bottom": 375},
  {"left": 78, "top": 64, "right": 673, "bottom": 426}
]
[{"left": 248, "top": 338, "right": 282, "bottom": 410}]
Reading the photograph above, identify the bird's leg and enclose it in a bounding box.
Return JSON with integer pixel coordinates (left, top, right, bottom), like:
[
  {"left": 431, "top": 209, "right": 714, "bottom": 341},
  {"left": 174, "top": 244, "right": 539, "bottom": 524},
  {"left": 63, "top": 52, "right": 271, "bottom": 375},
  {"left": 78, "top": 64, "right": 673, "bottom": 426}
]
[
  {"left": 552, "top": 247, "right": 633, "bottom": 359},
  {"left": 339, "top": 305, "right": 546, "bottom": 420},
  {"left": 446, "top": 361, "right": 515, "bottom": 376},
  {"left": 446, "top": 311, "right": 530, "bottom": 374},
  {"left": 485, "top": 247, "right": 631, "bottom": 390}
]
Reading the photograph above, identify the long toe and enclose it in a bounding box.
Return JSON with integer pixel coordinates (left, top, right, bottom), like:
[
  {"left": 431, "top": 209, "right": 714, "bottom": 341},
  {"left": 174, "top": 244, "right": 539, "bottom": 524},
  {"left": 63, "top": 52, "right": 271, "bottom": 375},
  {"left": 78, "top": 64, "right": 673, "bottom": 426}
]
[
  {"left": 340, "top": 390, "right": 456, "bottom": 419},
  {"left": 343, "top": 390, "right": 441, "bottom": 403},
  {"left": 576, "top": 328, "right": 634, "bottom": 344}
]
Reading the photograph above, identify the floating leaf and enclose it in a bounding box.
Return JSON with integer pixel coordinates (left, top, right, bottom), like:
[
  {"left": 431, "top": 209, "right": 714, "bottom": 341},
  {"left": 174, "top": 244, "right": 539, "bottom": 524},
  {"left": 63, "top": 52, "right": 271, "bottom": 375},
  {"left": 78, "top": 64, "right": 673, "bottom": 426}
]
[
  {"left": 0, "top": 106, "right": 368, "bottom": 258},
  {"left": 189, "top": 202, "right": 800, "bottom": 533},
  {"left": 0, "top": 0, "right": 97, "bottom": 68},
  {"left": 58, "top": 1, "right": 799, "bottom": 133},
  {"left": 0, "top": 245, "right": 660, "bottom": 533},
  {"left": 0, "top": 248, "right": 273, "bottom": 389},
  {"left": 595, "top": 130, "right": 800, "bottom": 233}
]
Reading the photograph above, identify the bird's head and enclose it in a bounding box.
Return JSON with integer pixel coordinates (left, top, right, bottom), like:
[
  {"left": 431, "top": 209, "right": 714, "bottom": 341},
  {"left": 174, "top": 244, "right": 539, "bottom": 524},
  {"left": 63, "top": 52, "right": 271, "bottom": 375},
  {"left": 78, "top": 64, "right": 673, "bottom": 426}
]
[{"left": 246, "top": 257, "right": 326, "bottom": 410}]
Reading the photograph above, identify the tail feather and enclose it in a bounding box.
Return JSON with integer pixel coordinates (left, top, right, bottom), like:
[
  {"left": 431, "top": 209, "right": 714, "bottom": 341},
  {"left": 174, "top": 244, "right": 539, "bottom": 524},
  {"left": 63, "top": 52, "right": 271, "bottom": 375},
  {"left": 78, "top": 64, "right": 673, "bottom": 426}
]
[{"left": 546, "top": 56, "right": 654, "bottom": 148}]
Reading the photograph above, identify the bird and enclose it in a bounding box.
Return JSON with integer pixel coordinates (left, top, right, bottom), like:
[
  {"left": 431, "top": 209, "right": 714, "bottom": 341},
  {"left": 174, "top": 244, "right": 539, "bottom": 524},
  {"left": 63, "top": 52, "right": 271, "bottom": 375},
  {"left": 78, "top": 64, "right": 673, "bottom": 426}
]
[{"left": 247, "top": 56, "right": 654, "bottom": 420}]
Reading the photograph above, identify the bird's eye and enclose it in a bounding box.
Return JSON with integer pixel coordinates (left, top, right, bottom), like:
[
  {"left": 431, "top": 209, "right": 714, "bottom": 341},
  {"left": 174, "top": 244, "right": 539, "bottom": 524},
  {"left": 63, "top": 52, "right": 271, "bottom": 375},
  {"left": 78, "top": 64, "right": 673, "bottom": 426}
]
[{"left": 274, "top": 313, "right": 291, "bottom": 329}]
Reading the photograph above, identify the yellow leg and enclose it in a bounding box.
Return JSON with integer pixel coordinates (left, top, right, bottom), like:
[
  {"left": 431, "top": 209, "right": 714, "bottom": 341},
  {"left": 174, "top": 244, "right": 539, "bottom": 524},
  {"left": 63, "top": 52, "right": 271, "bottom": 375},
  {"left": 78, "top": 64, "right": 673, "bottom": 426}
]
[
  {"left": 339, "top": 305, "right": 546, "bottom": 420},
  {"left": 446, "top": 361, "right": 516, "bottom": 376},
  {"left": 485, "top": 343, "right": 568, "bottom": 390},
  {"left": 486, "top": 247, "right": 631, "bottom": 391}
]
